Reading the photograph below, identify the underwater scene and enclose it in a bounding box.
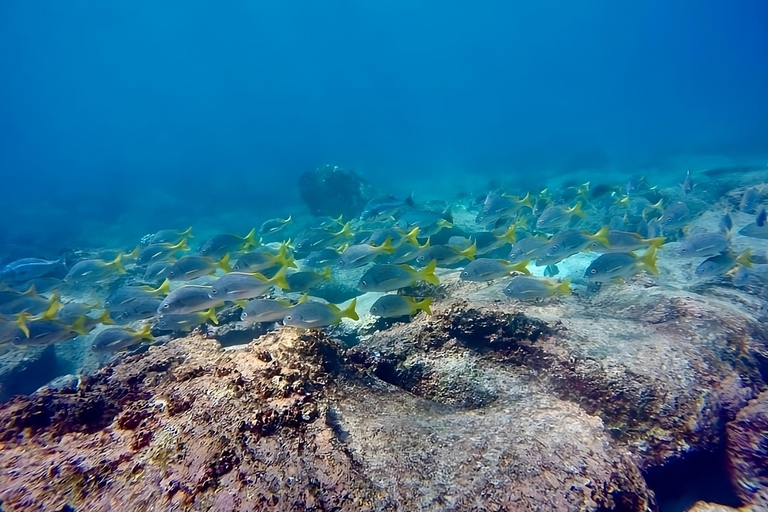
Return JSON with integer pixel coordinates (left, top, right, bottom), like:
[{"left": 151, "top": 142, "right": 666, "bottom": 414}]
[{"left": 1, "top": 2, "right": 768, "bottom": 512}]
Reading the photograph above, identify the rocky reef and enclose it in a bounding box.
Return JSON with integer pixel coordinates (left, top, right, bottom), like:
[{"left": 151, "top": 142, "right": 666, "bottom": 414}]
[
  {"left": 297, "top": 164, "right": 377, "bottom": 218},
  {"left": 1, "top": 272, "right": 766, "bottom": 511}
]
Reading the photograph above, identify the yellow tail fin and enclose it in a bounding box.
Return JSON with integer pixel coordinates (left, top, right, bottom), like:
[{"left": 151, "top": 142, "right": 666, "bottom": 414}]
[
  {"left": 271, "top": 266, "right": 290, "bottom": 290},
  {"left": 334, "top": 221, "right": 354, "bottom": 239},
  {"left": 243, "top": 228, "right": 259, "bottom": 249},
  {"left": 40, "top": 293, "right": 62, "bottom": 321},
  {"left": 274, "top": 243, "right": 297, "bottom": 268},
  {"left": 340, "top": 298, "right": 359, "bottom": 321},
  {"left": 401, "top": 227, "right": 421, "bottom": 247},
  {"left": 298, "top": 293, "right": 309, "bottom": 304},
  {"left": 218, "top": 253, "right": 231, "bottom": 272},
  {"left": 419, "top": 260, "right": 440, "bottom": 285},
  {"left": 109, "top": 253, "right": 126, "bottom": 275},
  {"left": 202, "top": 307, "right": 218, "bottom": 325},
  {"left": 556, "top": 278, "right": 572, "bottom": 295},
  {"left": 647, "top": 237, "right": 666, "bottom": 249},
  {"left": 500, "top": 225, "right": 517, "bottom": 243},
  {"left": 320, "top": 266, "right": 333, "bottom": 281},
  {"left": 98, "top": 309, "right": 115, "bottom": 326},
  {"left": 507, "top": 259, "right": 531, "bottom": 276},
  {"left": 591, "top": 226, "right": 610, "bottom": 247},
  {"left": 332, "top": 214, "right": 344, "bottom": 226},
  {"left": 516, "top": 192, "right": 534, "bottom": 210},
  {"left": 461, "top": 242, "right": 477, "bottom": 261},
  {"left": 172, "top": 238, "right": 189, "bottom": 251},
  {"left": 180, "top": 226, "right": 193, "bottom": 238},
  {"left": 406, "top": 296, "right": 433, "bottom": 315},
  {"left": 640, "top": 246, "right": 659, "bottom": 276},
  {"left": 15, "top": 312, "right": 31, "bottom": 337},
  {"left": 569, "top": 201, "right": 586, "bottom": 218},
  {"left": 125, "top": 245, "right": 141, "bottom": 260},
  {"left": 69, "top": 315, "right": 89, "bottom": 336},
  {"left": 135, "top": 323, "right": 154, "bottom": 340},
  {"left": 144, "top": 278, "right": 172, "bottom": 296},
  {"left": 379, "top": 237, "right": 395, "bottom": 255},
  {"left": 436, "top": 219, "right": 452, "bottom": 231},
  {"left": 736, "top": 248, "right": 753, "bottom": 268}
]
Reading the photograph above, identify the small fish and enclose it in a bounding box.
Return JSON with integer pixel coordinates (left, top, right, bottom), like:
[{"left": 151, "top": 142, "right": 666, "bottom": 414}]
[
  {"left": 232, "top": 244, "right": 295, "bottom": 272},
  {"left": 0, "top": 258, "right": 65, "bottom": 285},
  {"left": 151, "top": 227, "right": 193, "bottom": 245},
  {"left": 241, "top": 299, "right": 295, "bottom": 324},
  {"left": 739, "top": 187, "right": 762, "bottom": 213},
  {"left": 369, "top": 295, "right": 432, "bottom": 318},
  {"left": 12, "top": 313, "right": 89, "bottom": 346},
  {"left": 659, "top": 202, "right": 690, "bottom": 231},
  {"left": 390, "top": 237, "right": 431, "bottom": 264},
  {"left": 719, "top": 213, "right": 733, "bottom": 234},
  {"left": 508, "top": 237, "right": 549, "bottom": 262},
  {"left": 536, "top": 227, "right": 610, "bottom": 266},
  {"left": 286, "top": 267, "right": 333, "bottom": 292},
  {"left": 167, "top": 254, "right": 231, "bottom": 281},
  {"left": 361, "top": 195, "right": 414, "bottom": 221},
  {"left": 536, "top": 202, "right": 585, "bottom": 231},
  {"left": 503, "top": 276, "right": 571, "bottom": 301},
  {"left": 208, "top": 267, "right": 289, "bottom": 301},
  {"left": 92, "top": 324, "right": 153, "bottom": 352},
  {"left": 156, "top": 307, "right": 218, "bottom": 332},
  {"left": 680, "top": 170, "right": 694, "bottom": 194},
  {"left": 395, "top": 210, "right": 452, "bottom": 237},
  {"left": 303, "top": 246, "right": 344, "bottom": 268},
  {"left": 283, "top": 298, "right": 358, "bottom": 329},
  {"left": 65, "top": 255, "right": 125, "bottom": 284},
  {"left": 105, "top": 280, "right": 170, "bottom": 309},
  {"left": 9, "top": 277, "right": 63, "bottom": 294},
  {"left": 143, "top": 260, "right": 175, "bottom": 283},
  {"left": 294, "top": 223, "right": 353, "bottom": 253},
  {"left": 731, "top": 266, "right": 751, "bottom": 287},
  {"left": 137, "top": 239, "right": 189, "bottom": 264},
  {"left": 358, "top": 260, "right": 439, "bottom": 292},
  {"left": 476, "top": 192, "right": 532, "bottom": 223},
  {"left": 338, "top": 238, "right": 395, "bottom": 269},
  {"left": 415, "top": 243, "right": 477, "bottom": 267},
  {"left": 543, "top": 264, "right": 559, "bottom": 277},
  {"left": 460, "top": 258, "right": 530, "bottom": 281},
  {"left": 158, "top": 285, "right": 223, "bottom": 314},
  {"left": 259, "top": 216, "right": 292, "bottom": 236},
  {"left": 472, "top": 226, "right": 517, "bottom": 255},
  {"left": 646, "top": 218, "right": 663, "bottom": 239},
  {"left": 677, "top": 232, "right": 730, "bottom": 258},
  {"left": 695, "top": 249, "right": 752, "bottom": 279},
  {"left": 609, "top": 215, "right": 626, "bottom": 231},
  {"left": 199, "top": 229, "right": 259, "bottom": 258},
  {"left": 738, "top": 208, "right": 768, "bottom": 239},
  {"left": 589, "top": 231, "right": 665, "bottom": 254},
  {"left": 110, "top": 296, "right": 163, "bottom": 324},
  {"left": 584, "top": 247, "right": 659, "bottom": 281}
]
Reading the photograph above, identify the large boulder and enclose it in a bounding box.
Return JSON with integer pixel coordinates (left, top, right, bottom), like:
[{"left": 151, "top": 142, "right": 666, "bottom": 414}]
[{"left": 297, "top": 164, "right": 377, "bottom": 218}]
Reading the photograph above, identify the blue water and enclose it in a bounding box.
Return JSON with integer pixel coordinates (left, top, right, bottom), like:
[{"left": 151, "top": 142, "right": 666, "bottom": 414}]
[{"left": 1, "top": 1, "right": 767, "bottom": 255}]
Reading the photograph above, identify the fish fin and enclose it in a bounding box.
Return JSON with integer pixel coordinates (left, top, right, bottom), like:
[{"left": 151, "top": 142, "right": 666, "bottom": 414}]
[
  {"left": 271, "top": 266, "right": 290, "bottom": 290},
  {"left": 404, "top": 192, "right": 416, "bottom": 208},
  {"left": 556, "top": 278, "right": 572, "bottom": 295},
  {"left": 461, "top": 242, "right": 477, "bottom": 262},
  {"left": 22, "top": 284, "right": 39, "bottom": 297},
  {"left": 419, "top": 260, "right": 440, "bottom": 285},
  {"left": 298, "top": 294, "right": 309, "bottom": 304},
  {"left": 436, "top": 219, "right": 453, "bottom": 231},
  {"left": 218, "top": 253, "right": 231, "bottom": 272},
  {"left": 333, "top": 214, "right": 344, "bottom": 226},
  {"left": 241, "top": 228, "right": 258, "bottom": 249},
  {"left": 15, "top": 312, "right": 31, "bottom": 337},
  {"left": 153, "top": 278, "right": 172, "bottom": 296},
  {"left": 135, "top": 323, "right": 154, "bottom": 340},
  {"left": 508, "top": 259, "right": 531, "bottom": 276},
  {"left": 284, "top": 215, "right": 292, "bottom": 224},
  {"left": 277, "top": 298, "right": 293, "bottom": 307},
  {"left": 416, "top": 297, "right": 433, "bottom": 315},
  {"left": 591, "top": 226, "right": 610, "bottom": 247},
  {"left": 339, "top": 298, "right": 359, "bottom": 321},
  {"left": 97, "top": 309, "right": 115, "bottom": 325},
  {"left": 516, "top": 192, "right": 533, "bottom": 210},
  {"left": 202, "top": 307, "right": 218, "bottom": 325},
  {"left": 321, "top": 266, "right": 333, "bottom": 281},
  {"left": 125, "top": 245, "right": 141, "bottom": 260},
  {"left": 648, "top": 237, "right": 666, "bottom": 249},
  {"left": 173, "top": 238, "right": 190, "bottom": 251},
  {"left": 736, "top": 248, "right": 753, "bottom": 268},
  {"left": 234, "top": 300, "right": 248, "bottom": 307},
  {"left": 40, "top": 294, "right": 62, "bottom": 321},
  {"left": 569, "top": 202, "right": 586, "bottom": 218},
  {"left": 757, "top": 208, "right": 767, "bottom": 227},
  {"left": 334, "top": 221, "right": 354, "bottom": 239},
  {"left": 639, "top": 246, "right": 659, "bottom": 276},
  {"left": 180, "top": 226, "right": 194, "bottom": 238},
  {"left": 421, "top": 237, "right": 432, "bottom": 249},
  {"left": 500, "top": 225, "right": 517, "bottom": 244},
  {"left": 379, "top": 237, "right": 395, "bottom": 255},
  {"left": 69, "top": 315, "right": 89, "bottom": 336},
  {"left": 401, "top": 227, "right": 421, "bottom": 247},
  {"left": 109, "top": 253, "right": 126, "bottom": 275},
  {"left": 617, "top": 196, "right": 630, "bottom": 207}
]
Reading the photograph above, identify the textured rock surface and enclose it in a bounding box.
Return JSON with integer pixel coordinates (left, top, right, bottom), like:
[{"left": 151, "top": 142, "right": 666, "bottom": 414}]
[
  {"left": 297, "top": 164, "right": 377, "bottom": 218},
  {"left": 726, "top": 391, "right": 768, "bottom": 508},
  {"left": 0, "top": 272, "right": 766, "bottom": 511}
]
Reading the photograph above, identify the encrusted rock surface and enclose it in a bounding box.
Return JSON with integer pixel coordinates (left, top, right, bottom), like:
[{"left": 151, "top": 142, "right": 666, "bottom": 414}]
[
  {"left": 726, "top": 391, "right": 768, "bottom": 508},
  {"left": 0, "top": 275, "right": 766, "bottom": 511}
]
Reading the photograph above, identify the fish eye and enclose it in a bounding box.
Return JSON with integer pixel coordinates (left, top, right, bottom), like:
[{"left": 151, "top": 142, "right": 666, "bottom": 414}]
[
  {"left": 461, "top": 271, "right": 468, "bottom": 277},
  {"left": 338, "top": 260, "right": 345, "bottom": 266},
  {"left": 241, "top": 312, "right": 248, "bottom": 318},
  {"left": 285, "top": 315, "right": 292, "bottom": 321},
  {"left": 210, "top": 289, "right": 218, "bottom": 295},
  {"left": 371, "top": 306, "right": 378, "bottom": 313},
  {"left": 104, "top": 301, "right": 110, "bottom": 307},
  {"left": 552, "top": 245, "right": 558, "bottom": 251},
  {"left": 361, "top": 280, "right": 367, "bottom": 286},
  {"left": 509, "top": 254, "right": 517, "bottom": 260},
  {"left": 590, "top": 268, "right": 597, "bottom": 274},
  {"left": 163, "top": 303, "right": 169, "bottom": 309}
]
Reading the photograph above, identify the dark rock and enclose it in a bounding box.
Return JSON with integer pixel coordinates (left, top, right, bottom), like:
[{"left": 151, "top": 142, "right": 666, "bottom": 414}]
[
  {"left": 297, "top": 164, "right": 377, "bottom": 218},
  {"left": 726, "top": 390, "right": 768, "bottom": 505}
]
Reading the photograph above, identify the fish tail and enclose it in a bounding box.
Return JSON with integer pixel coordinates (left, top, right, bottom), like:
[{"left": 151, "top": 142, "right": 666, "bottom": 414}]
[
  {"left": 271, "top": 266, "right": 290, "bottom": 290},
  {"left": 401, "top": 227, "right": 421, "bottom": 247},
  {"left": 180, "top": 226, "right": 194, "bottom": 238},
  {"left": 202, "top": 307, "right": 219, "bottom": 325},
  {"left": 592, "top": 226, "right": 610, "bottom": 247},
  {"left": 648, "top": 237, "right": 666, "bottom": 249},
  {"left": 333, "top": 214, "right": 344, "bottom": 226},
  {"left": 510, "top": 259, "right": 531, "bottom": 276},
  {"left": 736, "top": 248, "right": 753, "bottom": 268},
  {"left": 640, "top": 246, "right": 660, "bottom": 276},
  {"left": 173, "top": 238, "right": 190, "bottom": 251},
  {"left": 109, "top": 253, "right": 126, "bottom": 274},
  {"left": 461, "top": 242, "right": 477, "bottom": 262},
  {"left": 135, "top": 323, "right": 154, "bottom": 341},
  {"left": 501, "top": 225, "right": 517, "bottom": 243},
  {"left": 517, "top": 192, "right": 534, "bottom": 210},
  {"left": 436, "top": 219, "right": 453, "bottom": 231},
  {"left": 40, "top": 293, "right": 62, "bottom": 321},
  {"left": 419, "top": 260, "right": 440, "bottom": 285},
  {"left": 334, "top": 221, "right": 354, "bottom": 239},
  {"left": 570, "top": 201, "right": 586, "bottom": 218},
  {"left": 125, "top": 245, "right": 141, "bottom": 260},
  {"left": 243, "top": 228, "right": 259, "bottom": 249},
  {"left": 298, "top": 293, "right": 309, "bottom": 304},
  {"left": 15, "top": 312, "right": 31, "bottom": 338},
  {"left": 69, "top": 315, "right": 89, "bottom": 336},
  {"left": 556, "top": 278, "right": 572, "bottom": 295},
  {"left": 321, "top": 266, "right": 333, "bottom": 281},
  {"left": 379, "top": 237, "right": 395, "bottom": 255},
  {"left": 340, "top": 298, "right": 359, "bottom": 321},
  {"left": 218, "top": 253, "right": 231, "bottom": 272},
  {"left": 407, "top": 296, "right": 432, "bottom": 315},
  {"left": 98, "top": 309, "right": 115, "bottom": 325}
]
